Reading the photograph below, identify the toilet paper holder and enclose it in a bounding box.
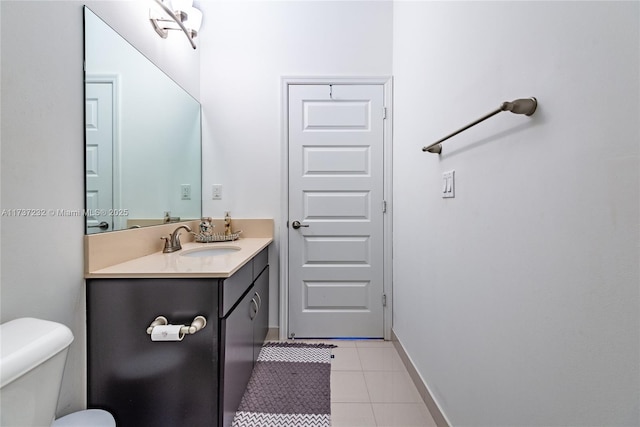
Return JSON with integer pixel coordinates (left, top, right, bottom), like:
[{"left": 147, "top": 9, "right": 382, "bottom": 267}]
[{"left": 146, "top": 315, "right": 207, "bottom": 336}]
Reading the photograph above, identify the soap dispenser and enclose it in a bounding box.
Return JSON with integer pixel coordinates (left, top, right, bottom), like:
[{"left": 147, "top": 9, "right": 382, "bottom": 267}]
[{"left": 224, "top": 211, "right": 231, "bottom": 236}]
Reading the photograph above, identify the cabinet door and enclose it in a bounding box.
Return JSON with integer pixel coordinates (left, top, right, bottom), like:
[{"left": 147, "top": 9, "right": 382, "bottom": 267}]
[
  {"left": 252, "top": 265, "right": 269, "bottom": 362},
  {"left": 220, "top": 286, "right": 256, "bottom": 427},
  {"left": 219, "top": 260, "right": 253, "bottom": 318},
  {"left": 87, "top": 278, "right": 218, "bottom": 427}
]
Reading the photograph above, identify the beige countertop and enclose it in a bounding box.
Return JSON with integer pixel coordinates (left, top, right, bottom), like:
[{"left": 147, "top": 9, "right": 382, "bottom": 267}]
[{"left": 86, "top": 238, "right": 272, "bottom": 279}]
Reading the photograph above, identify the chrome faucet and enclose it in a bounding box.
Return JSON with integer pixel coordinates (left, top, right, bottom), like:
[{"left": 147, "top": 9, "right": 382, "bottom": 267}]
[
  {"left": 161, "top": 225, "right": 192, "bottom": 253},
  {"left": 163, "top": 211, "right": 181, "bottom": 224}
]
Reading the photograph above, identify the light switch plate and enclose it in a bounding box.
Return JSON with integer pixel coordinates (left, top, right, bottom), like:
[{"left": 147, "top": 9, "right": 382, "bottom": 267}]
[
  {"left": 212, "top": 184, "right": 222, "bottom": 200},
  {"left": 442, "top": 170, "right": 455, "bottom": 198}
]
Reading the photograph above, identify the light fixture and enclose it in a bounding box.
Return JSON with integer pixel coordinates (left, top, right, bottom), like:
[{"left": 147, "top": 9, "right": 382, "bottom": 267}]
[{"left": 149, "top": 0, "right": 203, "bottom": 49}]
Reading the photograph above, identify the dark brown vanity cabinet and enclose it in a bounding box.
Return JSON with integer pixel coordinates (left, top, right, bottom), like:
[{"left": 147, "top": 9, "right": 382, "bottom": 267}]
[
  {"left": 219, "top": 249, "right": 269, "bottom": 427},
  {"left": 87, "top": 248, "right": 269, "bottom": 427},
  {"left": 251, "top": 263, "right": 269, "bottom": 361}
]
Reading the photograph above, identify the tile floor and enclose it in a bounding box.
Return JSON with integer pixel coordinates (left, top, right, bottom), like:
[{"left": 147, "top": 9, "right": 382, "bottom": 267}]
[{"left": 300, "top": 339, "right": 437, "bottom": 427}]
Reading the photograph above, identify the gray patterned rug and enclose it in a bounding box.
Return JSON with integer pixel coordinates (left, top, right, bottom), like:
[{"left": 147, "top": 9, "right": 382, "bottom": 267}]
[{"left": 232, "top": 342, "right": 336, "bottom": 427}]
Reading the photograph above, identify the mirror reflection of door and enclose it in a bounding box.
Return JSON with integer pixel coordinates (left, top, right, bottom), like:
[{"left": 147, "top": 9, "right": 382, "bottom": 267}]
[{"left": 85, "top": 81, "right": 114, "bottom": 234}]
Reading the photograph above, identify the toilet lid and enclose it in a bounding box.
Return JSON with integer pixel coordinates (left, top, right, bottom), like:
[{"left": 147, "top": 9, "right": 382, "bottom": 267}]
[
  {"left": 0, "top": 318, "right": 73, "bottom": 388},
  {"left": 51, "top": 409, "right": 115, "bottom": 427}
]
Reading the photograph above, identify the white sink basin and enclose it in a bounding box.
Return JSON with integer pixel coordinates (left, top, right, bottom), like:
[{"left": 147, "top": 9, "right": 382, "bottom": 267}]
[{"left": 179, "top": 246, "right": 241, "bottom": 258}]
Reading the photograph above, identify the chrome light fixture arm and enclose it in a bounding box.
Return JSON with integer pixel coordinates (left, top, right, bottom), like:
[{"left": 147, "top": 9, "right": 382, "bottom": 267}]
[{"left": 150, "top": 0, "right": 197, "bottom": 49}]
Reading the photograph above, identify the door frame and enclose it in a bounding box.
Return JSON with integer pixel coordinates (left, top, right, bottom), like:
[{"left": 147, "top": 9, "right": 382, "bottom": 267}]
[
  {"left": 85, "top": 74, "right": 122, "bottom": 231},
  {"left": 279, "top": 76, "right": 393, "bottom": 340}
]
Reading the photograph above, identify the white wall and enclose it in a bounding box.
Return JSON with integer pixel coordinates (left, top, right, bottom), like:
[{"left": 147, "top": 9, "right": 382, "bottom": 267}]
[
  {"left": 198, "top": 0, "right": 393, "bottom": 325},
  {"left": 392, "top": 1, "right": 639, "bottom": 426},
  {"left": 0, "top": 0, "right": 199, "bottom": 415}
]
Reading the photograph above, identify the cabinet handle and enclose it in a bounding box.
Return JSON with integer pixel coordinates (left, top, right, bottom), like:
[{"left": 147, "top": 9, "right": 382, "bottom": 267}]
[
  {"left": 254, "top": 291, "right": 262, "bottom": 310},
  {"left": 249, "top": 297, "right": 258, "bottom": 320}
]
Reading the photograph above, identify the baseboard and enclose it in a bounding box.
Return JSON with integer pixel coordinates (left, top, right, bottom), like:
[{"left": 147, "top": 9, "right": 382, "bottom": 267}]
[
  {"left": 391, "top": 329, "right": 450, "bottom": 427},
  {"left": 266, "top": 327, "right": 279, "bottom": 341}
]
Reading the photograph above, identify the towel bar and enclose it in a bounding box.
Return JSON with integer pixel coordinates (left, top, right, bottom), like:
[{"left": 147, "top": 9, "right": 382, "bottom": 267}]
[{"left": 423, "top": 97, "right": 537, "bottom": 154}]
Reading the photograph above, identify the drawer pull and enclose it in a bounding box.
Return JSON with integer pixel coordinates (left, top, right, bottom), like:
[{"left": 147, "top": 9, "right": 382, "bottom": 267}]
[
  {"left": 254, "top": 292, "right": 262, "bottom": 309},
  {"left": 249, "top": 298, "right": 259, "bottom": 320}
]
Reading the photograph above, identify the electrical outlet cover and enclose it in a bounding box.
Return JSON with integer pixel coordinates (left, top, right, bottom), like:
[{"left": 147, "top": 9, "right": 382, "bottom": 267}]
[{"left": 181, "top": 184, "right": 191, "bottom": 200}]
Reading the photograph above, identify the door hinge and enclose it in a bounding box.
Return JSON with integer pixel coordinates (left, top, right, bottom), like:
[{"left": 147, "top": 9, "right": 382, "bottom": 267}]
[
  {"left": 383, "top": 107, "right": 387, "bottom": 119},
  {"left": 382, "top": 200, "right": 387, "bottom": 213},
  {"left": 382, "top": 293, "right": 387, "bottom": 307}
]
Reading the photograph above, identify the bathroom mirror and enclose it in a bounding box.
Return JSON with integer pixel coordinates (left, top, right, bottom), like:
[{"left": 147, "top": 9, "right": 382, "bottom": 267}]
[{"left": 84, "top": 7, "right": 201, "bottom": 234}]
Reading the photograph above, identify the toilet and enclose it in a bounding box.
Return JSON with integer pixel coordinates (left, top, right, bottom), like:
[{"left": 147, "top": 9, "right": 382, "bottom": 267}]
[{"left": 0, "top": 318, "right": 115, "bottom": 427}]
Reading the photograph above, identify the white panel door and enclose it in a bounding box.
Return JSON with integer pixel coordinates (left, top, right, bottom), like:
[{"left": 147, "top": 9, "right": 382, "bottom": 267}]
[
  {"left": 85, "top": 82, "right": 113, "bottom": 234},
  {"left": 288, "top": 84, "right": 385, "bottom": 338}
]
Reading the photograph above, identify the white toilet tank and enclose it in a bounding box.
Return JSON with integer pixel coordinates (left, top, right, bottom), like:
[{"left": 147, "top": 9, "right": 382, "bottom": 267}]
[{"left": 0, "top": 317, "right": 74, "bottom": 427}]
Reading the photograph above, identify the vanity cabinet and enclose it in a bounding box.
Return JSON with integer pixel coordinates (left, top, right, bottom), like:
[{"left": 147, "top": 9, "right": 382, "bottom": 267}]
[
  {"left": 219, "top": 262, "right": 269, "bottom": 427},
  {"left": 87, "top": 248, "right": 269, "bottom": 427},
  {"left": 252, "top": 264, "right": 269, "bottom": 361}
]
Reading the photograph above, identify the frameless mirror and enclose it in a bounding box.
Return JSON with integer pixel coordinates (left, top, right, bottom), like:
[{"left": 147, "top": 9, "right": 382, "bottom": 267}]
[{"left": 84, "top": 7, "right": 201, "bottom": 234}]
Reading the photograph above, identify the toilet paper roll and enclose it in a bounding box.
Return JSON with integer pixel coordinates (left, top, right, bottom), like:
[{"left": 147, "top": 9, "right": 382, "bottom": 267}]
[{"left": 150, "top": 324, "right": 185, "bottom": 342}]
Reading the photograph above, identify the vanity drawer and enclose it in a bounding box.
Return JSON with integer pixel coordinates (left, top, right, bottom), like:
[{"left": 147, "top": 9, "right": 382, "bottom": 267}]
[
  {"left": 219, "top": 260, "right": 253, "bottom": 318},
  {"left": 252, "top": 248, "right": 268, "bottom": 281}
]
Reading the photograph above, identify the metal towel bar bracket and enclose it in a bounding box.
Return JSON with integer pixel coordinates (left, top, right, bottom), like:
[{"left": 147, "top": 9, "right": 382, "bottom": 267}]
[
  {"left": 146, "top": 315, "right": 207, "bottom": 336},
  {"left": 422, "top": 97, "right": 537, "bottom": 154}
]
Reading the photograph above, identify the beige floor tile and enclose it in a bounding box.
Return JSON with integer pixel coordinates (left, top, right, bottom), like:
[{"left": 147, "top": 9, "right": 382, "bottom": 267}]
[
  {"left": 332, "top": 346, "right": 363, "bottom": 371},
  {"left": 331, "top": 371, "right": 371, "bottom": 403},
  {"left": 372, "top": 403, "right": 437, "bottom": 427},
  {"left": 355, "top": 339, "right": 394, "bottom": 348},
  {"left": 357, "top": 347, "right": 405, "bottom": 371},
  {"left": 331, "top": 403, "right": 377, "bottom": 426},
  {"left": 326, "top": 341, "right": 436, "bottom": 427},
  {"left": 364, "top": 370, "right": 422, "bottom": 403}
]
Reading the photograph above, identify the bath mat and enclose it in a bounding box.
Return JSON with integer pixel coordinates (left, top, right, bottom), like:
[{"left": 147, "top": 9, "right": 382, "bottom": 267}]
[{"left": 231, "top": 342, "right": 336, "bottom": 427}]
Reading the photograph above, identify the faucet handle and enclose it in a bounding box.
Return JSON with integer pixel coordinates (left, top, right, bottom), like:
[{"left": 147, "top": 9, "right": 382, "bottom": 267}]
[{"left": 160, "top": 236, "right": 172, "bottom": 252}]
